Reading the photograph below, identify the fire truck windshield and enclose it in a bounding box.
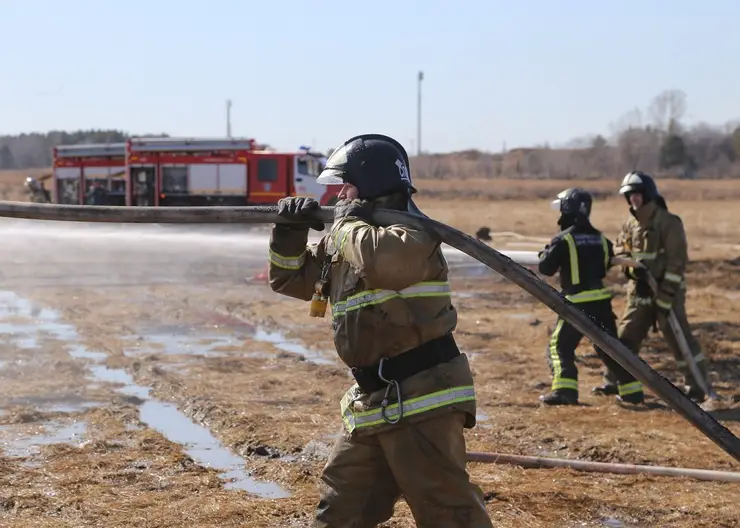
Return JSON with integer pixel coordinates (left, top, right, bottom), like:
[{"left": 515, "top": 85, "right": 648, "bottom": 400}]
[{"left": 297, "top": 156, "right": 323, "bottom": 178}]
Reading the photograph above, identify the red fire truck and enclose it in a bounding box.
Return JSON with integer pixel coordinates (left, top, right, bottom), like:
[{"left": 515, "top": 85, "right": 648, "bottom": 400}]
[
  {"left": 51, "top": 143, "right": 127, "bottom": 205},
  {"left": 124, "top": 137, "right": 340, "bottom": 207}
]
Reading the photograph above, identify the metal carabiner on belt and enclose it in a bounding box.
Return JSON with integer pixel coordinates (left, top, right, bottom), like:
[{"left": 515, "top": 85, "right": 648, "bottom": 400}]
[{"left": 377, "top": 357, "right": 403, "bottom": 425}]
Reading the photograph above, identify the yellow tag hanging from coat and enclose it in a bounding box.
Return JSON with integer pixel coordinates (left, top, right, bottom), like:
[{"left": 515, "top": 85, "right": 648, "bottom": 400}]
[{"left": 309, "top": 293, "right": 328, "bottom": 318}]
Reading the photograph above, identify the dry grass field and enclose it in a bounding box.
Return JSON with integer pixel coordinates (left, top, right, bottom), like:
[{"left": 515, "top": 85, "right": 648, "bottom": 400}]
[{"left": 0, "top": 168, "right": 738, "bottom": 527}]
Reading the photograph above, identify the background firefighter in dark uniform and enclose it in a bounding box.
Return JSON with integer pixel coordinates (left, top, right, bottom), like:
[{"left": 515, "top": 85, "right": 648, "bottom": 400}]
[
  {"left": 537, "top": 188, "right": 644, "bottom": 405},
  {"left": 593, "top": 171, "right": 710, "bottom": 402},
  {"left": 268, "top": 134, "right": 492, "bottom": 528}
]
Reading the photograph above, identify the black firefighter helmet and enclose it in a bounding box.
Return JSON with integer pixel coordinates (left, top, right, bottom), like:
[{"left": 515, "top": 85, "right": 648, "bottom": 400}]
[
  {"left": 619, "top": 170, "right": 663, "bottom": 204},
  {"left": 317, "top": 134, "right": 416, "bottom": 201},
  {"left": 551, "top": 187, "right": 593, "bottom": 228}
]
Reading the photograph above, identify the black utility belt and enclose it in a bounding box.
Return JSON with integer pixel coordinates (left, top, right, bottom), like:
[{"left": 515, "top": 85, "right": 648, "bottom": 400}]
[{"left": 350, "top": 334, "right": 460, "bottom": 394}]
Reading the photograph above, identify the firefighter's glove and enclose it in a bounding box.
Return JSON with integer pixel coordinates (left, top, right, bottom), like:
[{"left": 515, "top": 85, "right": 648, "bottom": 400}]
[
  {"left": 634, "top": 280, "right": 653, "bottom": 299},
  {"left": 333, "top": 199, "right": 375, "bottom": 225},
  {"left": 631, "top": 266, "right": 650, "bottom": 283},
  {"left": 276, "top": 197, "right": 325, "bottom": 231}
]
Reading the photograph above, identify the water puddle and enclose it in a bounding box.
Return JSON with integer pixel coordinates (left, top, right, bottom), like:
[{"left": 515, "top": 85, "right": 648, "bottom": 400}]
[
  {"left": 68, "top": 346, "right": 108, "bottom": 361},
  {"left": 453, "top": 291, "right": 478, "bottom": 299},
  {"left": 139, "top": 400, "right": 289, "bottom": 497},
  {"left": 599, "top": 517, "right": 632, "bottom": 528},
  {"left": 125, "top": 325, "right": 234, "bottom": 359},
  {"left": 0, "top": 291, "right": 77, "bottom": 348},
  {"left": 0, "top": 290, "right": 291, "bottom": 499},
  {"left": 87, "top": 365, "right": 151, "bottom": 399},
  {"left": 251, "top": 328, "right": 334, "bottom": 365},
  {"left": 130, "top": 320, "right": 335, "bottom": 366},
  {"left": 0, "top": 419, "right": 87, "bottom": 461},
  {"left": 5, "top": 394, "right": 102, "bottom": 414},
  {"left": 475, "top": 410, "right": 492, "bottom": 430}
]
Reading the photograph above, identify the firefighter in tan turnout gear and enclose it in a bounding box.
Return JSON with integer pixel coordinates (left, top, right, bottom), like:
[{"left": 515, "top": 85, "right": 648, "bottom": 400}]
[
  {"left": 268, "top": 134, "right": 492, "bottom": 527},
  {"left": 537, "top": 188, "right": 644, "bottom": 405},
  {"left": 593, "top": 171, "right": 710, "bottom": 402}
]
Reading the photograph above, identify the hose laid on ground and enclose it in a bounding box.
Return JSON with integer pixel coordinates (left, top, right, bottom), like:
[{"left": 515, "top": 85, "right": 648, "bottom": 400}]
[
  {"left": 0, "top": 200, "right": 739, "bottom": 464},
  {"left": 466, "top": 451, "right": 740, "bottom": 483}
]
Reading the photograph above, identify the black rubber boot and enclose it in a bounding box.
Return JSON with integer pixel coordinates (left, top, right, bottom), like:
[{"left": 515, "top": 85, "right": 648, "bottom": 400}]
[
  {"left": 685, "top": 385, "right": 707, "bottom": 403},
  {"left": 540, "top": 390, "right": 579, "bottom": 406},
  {"left": 617, "top": 392, "right": 645, "bottom": 405},
  {"left": 591, "top": 384, "right": 618, "bottom": 396}
]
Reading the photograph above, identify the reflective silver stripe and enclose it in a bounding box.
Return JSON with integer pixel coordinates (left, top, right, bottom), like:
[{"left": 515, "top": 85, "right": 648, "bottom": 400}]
[
  {"left": 656, "top": 298, "right": 672, "bottom": 310},
  {"left": 566, "top": 288, "right": 612, "bottom": 303},
  {"left": 618, "top": 381, "right": 643, "bottom": 396},
  {"left": 633, "top": 296, "right": 654, "bottom": 306},
  {"left": 341, "top": 385, "right": 476, "bottom": 433},
  {"left": 332, "top": 281, "right": 451, "bottom": 318},
  {"left": 631, "top": 251, "right": 656, "bottom": 260},
  {"left": 664, "top": 272, "right": 683, "bottom": 283},
  {"left": 269, "top": 249, "right": 306, "bottom": 270}
]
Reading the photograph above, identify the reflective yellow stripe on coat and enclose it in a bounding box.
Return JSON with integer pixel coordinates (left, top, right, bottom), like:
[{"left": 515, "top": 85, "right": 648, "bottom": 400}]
[
  {"left": 566, "top": 288, "right": 612, "bottom": 304},
  {"left": 331, "top": 281, "right": 451, "bottom": 318},
  {"left": 340, "top": 385, "right": 476, "bottom": 434},
  {"left": 269, "top": 249, "right": 306, "bottom": 270}
]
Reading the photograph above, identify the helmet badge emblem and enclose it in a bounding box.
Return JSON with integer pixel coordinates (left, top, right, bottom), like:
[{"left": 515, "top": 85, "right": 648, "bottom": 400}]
[{"left": 395, "top": 159, "right": 410, "bottom": 182}]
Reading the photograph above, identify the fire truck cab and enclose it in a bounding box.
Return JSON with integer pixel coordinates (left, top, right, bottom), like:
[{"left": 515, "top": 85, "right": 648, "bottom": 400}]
[
  {"left": 124, "top": 137, "right": 339, "bottom": 207},
  {"left": 52, "top": 143, "right": 127, "bottom": 205}
]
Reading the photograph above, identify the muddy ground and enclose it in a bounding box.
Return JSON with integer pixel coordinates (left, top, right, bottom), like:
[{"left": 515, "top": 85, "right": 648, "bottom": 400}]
[{"left": 0, "top": 200, "right": 739, "bottom": 527}]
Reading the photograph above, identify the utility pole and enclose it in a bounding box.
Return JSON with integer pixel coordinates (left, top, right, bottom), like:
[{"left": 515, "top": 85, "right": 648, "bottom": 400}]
[
  {"left": 226, "top": 99, "right": 232, "bottom": 138},
  {"left": 417, "top": 71, "right": 423, "bottom": 156}
]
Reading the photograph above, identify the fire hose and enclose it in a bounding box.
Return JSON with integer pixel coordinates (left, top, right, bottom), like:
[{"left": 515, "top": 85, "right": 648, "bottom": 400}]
[
  {"left": 0, "top": 200, "right": 739, "bottom": 467},
  {"left": 466, "top": 451, "right": 740, "bottom": 483}
]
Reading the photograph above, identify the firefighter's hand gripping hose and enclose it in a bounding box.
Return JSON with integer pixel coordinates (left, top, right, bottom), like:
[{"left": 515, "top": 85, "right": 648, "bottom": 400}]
[{"left": 0, "top": 200, "right": 739, "bottom": 463}]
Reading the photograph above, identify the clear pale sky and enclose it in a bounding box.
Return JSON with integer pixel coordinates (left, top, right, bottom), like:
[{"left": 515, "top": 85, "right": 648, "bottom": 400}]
[{"left": 2, "top": 0, "right": 738, "bottom": 154}]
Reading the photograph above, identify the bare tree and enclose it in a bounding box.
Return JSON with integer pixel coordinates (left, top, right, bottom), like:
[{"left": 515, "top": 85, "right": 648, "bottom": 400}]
[
  {"left": 610, "top": 108, "right": 645, "bottom": 172},
  {"left": 648, "top": 89, "right": 687, "bottom": 134}
]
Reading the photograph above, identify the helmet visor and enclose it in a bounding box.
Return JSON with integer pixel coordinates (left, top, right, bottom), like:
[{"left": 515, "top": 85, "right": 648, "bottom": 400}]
[
  {"left": 550, "top": 198, "right": 562, "bottom": 211},
  {"left": 316, "top": 168, "right": 345, "bottom": 185}
]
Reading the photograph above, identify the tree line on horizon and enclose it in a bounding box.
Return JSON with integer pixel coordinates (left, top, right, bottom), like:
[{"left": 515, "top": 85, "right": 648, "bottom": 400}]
[
  {"left": 413, "top": 90, "right": 740, "bottom": 180},
  {"left": 3, "top": 90, "right": 740, "bottom": 180}
]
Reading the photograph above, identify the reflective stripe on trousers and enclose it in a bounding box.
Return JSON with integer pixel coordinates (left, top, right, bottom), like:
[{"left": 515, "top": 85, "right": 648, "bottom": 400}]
[
  {"left": 548, "top": 319, "right": 577, "bottom": 392},
  {"left": 618, "top": 381, "right": 642, "bottom": 396},
  {"left": 331, "top": 281, "right": 451, "bottom": 319},
  {"left": 340, "top": 385, "right": 476, "bottom": 434}
]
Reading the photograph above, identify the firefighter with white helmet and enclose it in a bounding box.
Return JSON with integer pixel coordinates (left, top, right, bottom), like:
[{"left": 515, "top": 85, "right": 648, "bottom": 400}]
[
  {"left": 593, "top": 171, "right": 710, "bottom": 402},
  {"left": 267, "top": 133, "right": 492, "bottom": 527},
  {"left": 537, "top": 187, "right": 644, "bottom": 405},
  {"left": 24, "top": 176, "right": 51, "bottom": 203}
]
